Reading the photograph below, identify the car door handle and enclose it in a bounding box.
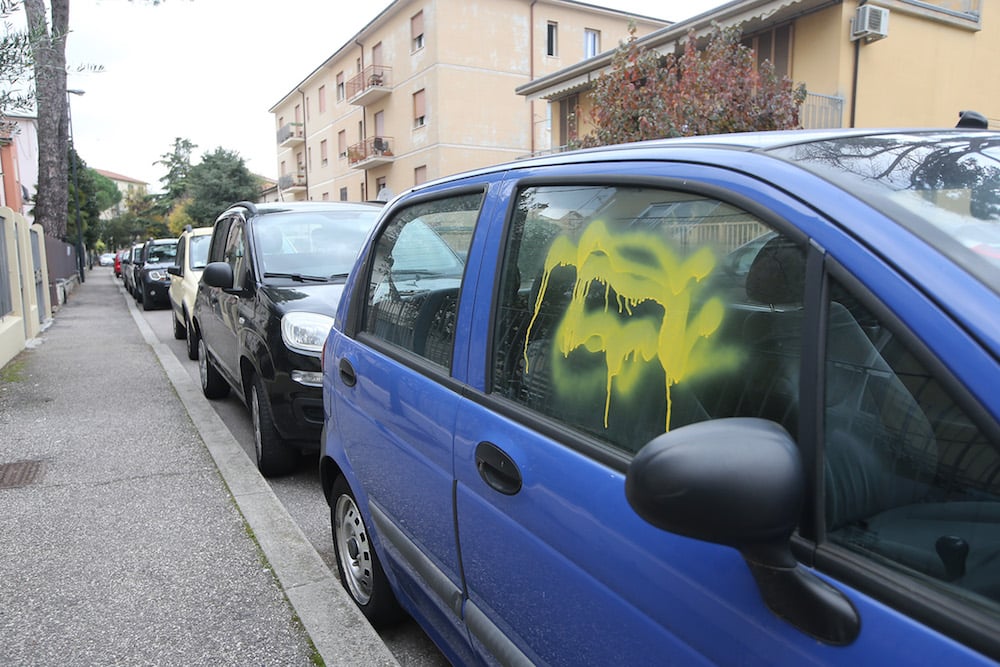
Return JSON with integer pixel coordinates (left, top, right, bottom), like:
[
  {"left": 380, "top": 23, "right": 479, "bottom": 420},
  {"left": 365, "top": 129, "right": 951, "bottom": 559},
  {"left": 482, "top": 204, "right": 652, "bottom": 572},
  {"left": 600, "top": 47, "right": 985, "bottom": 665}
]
[
  {"left": 475, "top": 442, "right": 522, "bottom": 495},
  {"left": 338, "top": 358, "right": 357, "bottom": 387}
]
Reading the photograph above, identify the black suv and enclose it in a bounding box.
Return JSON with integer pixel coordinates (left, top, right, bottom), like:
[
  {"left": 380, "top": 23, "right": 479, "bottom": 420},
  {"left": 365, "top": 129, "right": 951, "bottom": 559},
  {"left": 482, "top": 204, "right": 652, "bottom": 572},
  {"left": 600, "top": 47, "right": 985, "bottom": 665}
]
[
  {"left": 191, "top": 201, "right": 382, "bottom": 476},
  {"left": 134, "top": 238, "right": 178, "bottom": 311}
]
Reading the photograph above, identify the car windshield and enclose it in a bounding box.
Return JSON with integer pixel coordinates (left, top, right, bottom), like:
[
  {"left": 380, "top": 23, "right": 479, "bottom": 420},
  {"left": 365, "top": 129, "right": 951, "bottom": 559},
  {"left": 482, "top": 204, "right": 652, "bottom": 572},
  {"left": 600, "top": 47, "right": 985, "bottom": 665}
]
[
  {"left": 254, "top": 208, "right": 380, "bottom": 281},
  {"left": 146, "top": 241, "right": 177, "bottom": 264},
  {"left": 188, "top": 234, "right": 211, "bottom": 270},
  {"left": 769, "top": 132, "right": 1000, "bottom": 289}
]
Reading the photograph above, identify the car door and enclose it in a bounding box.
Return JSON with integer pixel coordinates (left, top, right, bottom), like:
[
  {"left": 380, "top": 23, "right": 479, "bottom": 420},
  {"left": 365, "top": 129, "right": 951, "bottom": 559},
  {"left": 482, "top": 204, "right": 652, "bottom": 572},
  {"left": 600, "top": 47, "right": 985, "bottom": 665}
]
[
  {"left": 330, "top": 186, "right": 489, "bottom": 653},
  {"left": 214, "top": 219, "right": 249, "bottom": 386},
  {"left": 452, "top": 164, "right": 1000, "bottom": 665}
]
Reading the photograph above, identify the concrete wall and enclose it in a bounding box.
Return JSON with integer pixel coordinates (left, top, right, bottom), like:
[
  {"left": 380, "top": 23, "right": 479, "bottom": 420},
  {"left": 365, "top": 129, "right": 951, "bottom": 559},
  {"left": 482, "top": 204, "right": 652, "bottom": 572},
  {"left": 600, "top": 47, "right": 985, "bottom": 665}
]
[{"left": 0, "top": 207, "right": 51, "bottom": 370}]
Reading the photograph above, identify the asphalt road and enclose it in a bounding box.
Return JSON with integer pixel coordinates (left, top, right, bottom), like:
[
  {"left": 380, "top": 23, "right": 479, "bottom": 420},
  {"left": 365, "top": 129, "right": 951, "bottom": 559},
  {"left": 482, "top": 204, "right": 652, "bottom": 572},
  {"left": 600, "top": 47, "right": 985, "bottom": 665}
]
[{"left": 115, "top": 268, "right": 448, "bottom": 667}]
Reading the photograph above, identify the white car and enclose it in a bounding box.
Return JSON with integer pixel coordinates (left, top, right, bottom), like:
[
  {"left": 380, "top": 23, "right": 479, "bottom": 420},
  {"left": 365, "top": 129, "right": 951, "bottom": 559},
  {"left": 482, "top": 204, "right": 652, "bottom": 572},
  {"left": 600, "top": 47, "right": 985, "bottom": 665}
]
[{"left": 167, "top": 225, "right": 213, "bottom": 359}]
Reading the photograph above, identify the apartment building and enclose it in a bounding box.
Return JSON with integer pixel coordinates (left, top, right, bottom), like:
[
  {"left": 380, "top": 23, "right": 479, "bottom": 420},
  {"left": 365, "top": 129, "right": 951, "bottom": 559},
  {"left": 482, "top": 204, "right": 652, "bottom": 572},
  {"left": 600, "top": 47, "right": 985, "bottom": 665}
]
[
  {"left": 94, "top": 169, "right": 148, "bottom": 220},
  {"left": 269, "top": 0, "right": 667, "bottom": 202},
  {"left": 517, "top": 0, "right": 997, "bottom": 142}
]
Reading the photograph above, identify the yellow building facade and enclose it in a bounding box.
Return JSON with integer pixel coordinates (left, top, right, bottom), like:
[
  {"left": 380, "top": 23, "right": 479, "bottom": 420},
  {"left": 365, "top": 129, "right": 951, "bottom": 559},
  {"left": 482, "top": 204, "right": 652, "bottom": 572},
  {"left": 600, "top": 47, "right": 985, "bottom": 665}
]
[
  {"left": 518, "top": 0, "right": 995, "bottom": 146},
  {"left": 270, "top": 0, "right": 667, "bottom": 202}
]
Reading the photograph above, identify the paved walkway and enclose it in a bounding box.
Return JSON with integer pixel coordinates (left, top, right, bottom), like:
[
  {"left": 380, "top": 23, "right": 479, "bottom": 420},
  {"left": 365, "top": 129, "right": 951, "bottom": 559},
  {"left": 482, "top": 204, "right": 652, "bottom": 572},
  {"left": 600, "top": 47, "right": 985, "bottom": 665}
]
[{"left": 0, "top": 269, "right": 398, "bottom": 666}]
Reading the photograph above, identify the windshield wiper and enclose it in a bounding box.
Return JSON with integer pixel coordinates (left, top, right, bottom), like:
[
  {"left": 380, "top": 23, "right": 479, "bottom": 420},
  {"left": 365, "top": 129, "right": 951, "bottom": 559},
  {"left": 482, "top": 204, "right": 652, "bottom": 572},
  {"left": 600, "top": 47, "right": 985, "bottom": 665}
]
[{"left": 263, "top": 272, "right": 328, "bottom": 283}]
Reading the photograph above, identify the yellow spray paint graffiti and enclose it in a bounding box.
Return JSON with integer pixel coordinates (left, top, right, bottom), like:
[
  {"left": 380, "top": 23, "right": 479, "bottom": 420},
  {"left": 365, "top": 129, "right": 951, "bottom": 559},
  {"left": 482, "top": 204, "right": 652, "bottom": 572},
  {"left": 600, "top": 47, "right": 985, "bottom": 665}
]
[{"left": 525, "top": 219, "right": 734, "bottom": 431}]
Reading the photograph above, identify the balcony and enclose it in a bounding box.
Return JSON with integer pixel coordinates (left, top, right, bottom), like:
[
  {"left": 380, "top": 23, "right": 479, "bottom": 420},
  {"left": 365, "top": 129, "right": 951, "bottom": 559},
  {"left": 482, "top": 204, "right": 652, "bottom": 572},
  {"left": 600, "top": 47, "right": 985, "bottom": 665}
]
[
  {"left": 348, "top": 136, "right": 395, "bottom": 169},
  {"left": 278, "top": 172, "right": 307, "bottom": 192},
  {"left": 347, "top": 65, "right": 392, "bottom": 106},
  {"left": 277, "top": 122, "right": 304, "bottom": 147}
]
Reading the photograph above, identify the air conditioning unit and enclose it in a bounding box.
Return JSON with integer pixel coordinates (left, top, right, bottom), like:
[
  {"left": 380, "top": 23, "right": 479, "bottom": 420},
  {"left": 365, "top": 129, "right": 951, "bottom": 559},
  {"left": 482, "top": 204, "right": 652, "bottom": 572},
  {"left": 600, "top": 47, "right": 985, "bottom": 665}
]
[{"left": 851, "top": 5, "right": 889, "bottom": 42}]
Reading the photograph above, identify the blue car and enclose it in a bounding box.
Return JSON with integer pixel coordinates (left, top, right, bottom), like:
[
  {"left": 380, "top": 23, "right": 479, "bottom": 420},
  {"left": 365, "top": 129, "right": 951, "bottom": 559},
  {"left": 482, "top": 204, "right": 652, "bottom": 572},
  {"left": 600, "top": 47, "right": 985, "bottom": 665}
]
[{"left": 321, "top": 128, "right": 1000, "bottom": 665}]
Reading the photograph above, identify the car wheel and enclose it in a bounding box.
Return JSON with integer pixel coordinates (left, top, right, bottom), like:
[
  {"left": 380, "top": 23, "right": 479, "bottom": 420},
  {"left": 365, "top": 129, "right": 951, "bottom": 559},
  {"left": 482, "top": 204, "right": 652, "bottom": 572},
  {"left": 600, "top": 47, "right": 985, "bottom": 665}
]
[
  {"left": 331, "top": 475, "right": 403, "bottom": 628},
  {"left": 172, "top": 311, "right": 185, "bottom": 339},
  {"left": 198, "top": 339, "right": 230, "bottom": 399},
  {"left": 185, "top": 314, "right": 198, "bottom": 361},
  {"left": 250, "top": 374, "right": 297, "bottom": 477}
]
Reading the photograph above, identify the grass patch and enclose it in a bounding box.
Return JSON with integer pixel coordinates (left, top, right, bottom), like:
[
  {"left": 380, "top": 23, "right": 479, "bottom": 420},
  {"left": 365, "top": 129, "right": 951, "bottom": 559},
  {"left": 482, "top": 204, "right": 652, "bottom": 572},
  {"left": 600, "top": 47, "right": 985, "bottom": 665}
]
[{"left": 0, "top": 359, "right": 27, "bottom": 383}]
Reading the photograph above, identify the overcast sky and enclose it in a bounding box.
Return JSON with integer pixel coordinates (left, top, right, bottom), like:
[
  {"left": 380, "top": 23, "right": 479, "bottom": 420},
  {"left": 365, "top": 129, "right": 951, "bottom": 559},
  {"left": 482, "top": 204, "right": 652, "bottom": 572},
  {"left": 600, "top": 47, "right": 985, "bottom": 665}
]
[{"left": 60, "top": 0, "right": 726, "bottom": 192}]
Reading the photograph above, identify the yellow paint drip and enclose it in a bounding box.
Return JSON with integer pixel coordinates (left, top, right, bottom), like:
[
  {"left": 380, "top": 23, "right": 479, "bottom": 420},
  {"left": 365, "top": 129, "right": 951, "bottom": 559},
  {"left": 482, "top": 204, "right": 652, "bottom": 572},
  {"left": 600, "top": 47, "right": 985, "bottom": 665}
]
[{"left": 525, "top": 220, "right": 727, "bottom": 432}]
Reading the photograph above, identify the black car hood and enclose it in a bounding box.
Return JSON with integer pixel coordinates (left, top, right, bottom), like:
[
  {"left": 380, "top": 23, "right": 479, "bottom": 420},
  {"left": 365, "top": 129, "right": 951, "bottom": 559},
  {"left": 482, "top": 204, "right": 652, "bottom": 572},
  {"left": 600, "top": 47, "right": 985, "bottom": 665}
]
[{"left": 259, "top": 282, "right": 347, "bottom": 316}]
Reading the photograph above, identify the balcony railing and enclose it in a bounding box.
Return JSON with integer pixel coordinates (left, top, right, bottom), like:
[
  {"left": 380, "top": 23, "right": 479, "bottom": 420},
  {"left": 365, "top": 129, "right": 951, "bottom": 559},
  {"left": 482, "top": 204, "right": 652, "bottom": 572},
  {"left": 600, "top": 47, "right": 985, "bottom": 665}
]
[
  {"left": 348, "top": 136, "right": 395, "bottom": 169},
  {"left": 278, "top": 172, "right": 307, "bottom": 190},
  {"left": 800, "top": 92, "right": 845, "bottom": 130},
  {"left": 347, "top": 65, "right": 392, "bottom": 106},
  {"left": 277, "top": 122, "right": 304, "bottom": 147}
]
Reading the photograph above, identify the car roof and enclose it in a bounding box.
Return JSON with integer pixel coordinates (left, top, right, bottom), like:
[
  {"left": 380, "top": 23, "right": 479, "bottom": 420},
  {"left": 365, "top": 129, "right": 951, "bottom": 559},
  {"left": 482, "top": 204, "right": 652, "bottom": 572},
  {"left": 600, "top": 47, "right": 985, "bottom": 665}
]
[
  {"left": 404, "top": 127, "right": 999, "bottom": 194},
  {"left": 218, "top": 200, "right": 383, "bottom": 221}
]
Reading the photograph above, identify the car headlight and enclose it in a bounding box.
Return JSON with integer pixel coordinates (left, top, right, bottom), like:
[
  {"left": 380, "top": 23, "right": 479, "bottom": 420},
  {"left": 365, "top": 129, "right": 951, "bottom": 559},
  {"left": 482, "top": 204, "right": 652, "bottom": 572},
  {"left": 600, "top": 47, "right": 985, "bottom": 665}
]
[
  {"left": 281, "top": 312, "right": 335, "bottom": 355},
  {"left": 149, "top": 269, "right": 168, "bottom": 281}
]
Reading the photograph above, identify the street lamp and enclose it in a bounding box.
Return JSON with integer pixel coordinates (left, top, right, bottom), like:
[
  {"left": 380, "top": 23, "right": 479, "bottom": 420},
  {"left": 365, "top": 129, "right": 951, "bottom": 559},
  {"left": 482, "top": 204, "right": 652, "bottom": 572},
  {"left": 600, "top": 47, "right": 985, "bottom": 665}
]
[{"left": 67, "top": 88, "right": 85, "bottom": 283}]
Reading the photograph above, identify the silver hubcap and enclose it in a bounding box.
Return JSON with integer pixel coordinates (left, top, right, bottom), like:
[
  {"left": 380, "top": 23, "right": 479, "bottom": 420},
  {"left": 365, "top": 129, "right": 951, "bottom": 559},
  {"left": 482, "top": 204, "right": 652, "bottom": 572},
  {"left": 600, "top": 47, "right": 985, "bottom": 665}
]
[
  {"left": 335, "top": 494, "right": 373, "bottom": 605},
  {"left": 251, "top": 386, "right": 263, "bottom": 463},
  {"left": 198, "top": 340, "right": 208, "bottom": 387}
]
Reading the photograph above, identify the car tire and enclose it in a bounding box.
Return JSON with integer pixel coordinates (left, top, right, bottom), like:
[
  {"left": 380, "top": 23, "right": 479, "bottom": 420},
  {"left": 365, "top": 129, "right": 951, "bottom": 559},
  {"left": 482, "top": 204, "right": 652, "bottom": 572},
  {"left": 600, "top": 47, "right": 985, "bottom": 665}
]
[
  {"left": 198, "top": 339, "right": 230, "bottom": 399},
  {"left": 185, "top": 314, "right": 198, "bottom": 361},
  {"left": 172, "top": 311, "right": 185, "bottom": 339},
  {"left": 250, "top": 374, "right": 298, "bottom": 478},
  {"left": 331, "top": 475, "right": 404, "bottom": 628}
]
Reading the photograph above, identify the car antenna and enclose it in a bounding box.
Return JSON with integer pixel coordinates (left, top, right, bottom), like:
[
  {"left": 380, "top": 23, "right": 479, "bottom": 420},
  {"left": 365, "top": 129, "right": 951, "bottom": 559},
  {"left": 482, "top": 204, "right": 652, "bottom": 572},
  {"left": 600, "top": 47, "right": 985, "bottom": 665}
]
[{"left": 957, "top": 110, "right": 989, "bottom": 129}]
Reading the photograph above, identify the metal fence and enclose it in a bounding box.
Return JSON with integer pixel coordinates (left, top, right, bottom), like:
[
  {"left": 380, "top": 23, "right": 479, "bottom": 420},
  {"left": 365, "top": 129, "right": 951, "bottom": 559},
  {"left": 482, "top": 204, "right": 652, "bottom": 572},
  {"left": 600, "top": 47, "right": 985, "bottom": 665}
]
[{"left": 801, "top": 92, "right": 845, "bottom": 130}]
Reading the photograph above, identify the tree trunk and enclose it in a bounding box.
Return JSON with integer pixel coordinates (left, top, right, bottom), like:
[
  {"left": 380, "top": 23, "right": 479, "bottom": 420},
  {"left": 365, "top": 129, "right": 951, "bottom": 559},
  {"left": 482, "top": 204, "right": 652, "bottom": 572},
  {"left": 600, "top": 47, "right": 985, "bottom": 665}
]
[{"left": 24, "top": 0, "right": 69, "bottom": 239}]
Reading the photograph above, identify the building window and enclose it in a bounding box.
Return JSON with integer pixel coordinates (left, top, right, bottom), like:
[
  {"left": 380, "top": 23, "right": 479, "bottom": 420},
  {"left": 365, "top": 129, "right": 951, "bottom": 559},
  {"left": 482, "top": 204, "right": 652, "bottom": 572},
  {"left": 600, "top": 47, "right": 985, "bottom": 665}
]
[
  {"left": 411, "top": 11, "right": 425, "bottom": 51},
  {"left": 546, "top": 22, "right": 558, "bottom": 57},
  {"left": 336, "top": 72, "right": 345, "bottom": 101},
  {"left": 338, "top": 130, "right": 347, "bottom": 158},
  {"left": 320, "top": 139, "right": 328, "bottom": 167},
  {"left": 414, "top": 165, "right": 427, "bottom": 185},
  {"left": 413, "top": 89, "right": 426, "bottom": 128},
  {"left": 321, "top": 192, "right": 329, "bottom": 201},
  {"left": 339, "top": 187, "right": 348, "bottom": 201},
  {"left": 584, "top": 29, "right": 600, "bottom": 58},
  {"left": 318, "top": 85, "right": 326, "bottom": 113},
  {"left": 742, "top": 23, "right": 792, "bottom": 78}
]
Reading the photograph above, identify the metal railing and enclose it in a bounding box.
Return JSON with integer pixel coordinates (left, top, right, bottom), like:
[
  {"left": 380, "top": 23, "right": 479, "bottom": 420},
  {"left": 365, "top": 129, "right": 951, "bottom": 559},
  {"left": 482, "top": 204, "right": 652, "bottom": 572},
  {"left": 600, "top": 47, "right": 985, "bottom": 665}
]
[
  {"left": 346, "top": 65, "right": 392, "bottom": 101},
  {"left": 800, "top": 92, "right": 845, "bottom": 130}
]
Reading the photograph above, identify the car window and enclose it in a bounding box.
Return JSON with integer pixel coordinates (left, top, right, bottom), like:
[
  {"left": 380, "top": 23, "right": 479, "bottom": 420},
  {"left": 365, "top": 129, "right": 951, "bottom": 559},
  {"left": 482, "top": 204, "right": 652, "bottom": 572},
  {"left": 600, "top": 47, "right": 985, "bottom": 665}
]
[
  {"left": 254, "top": 209, "right": 380, "bottom": 279},
  {"left": 362, "top": 192, "right": 482, "bottom": 369},
  {"left": 822, "top": 277, "right": 1000, "bottom": 615},
  {"left": 146, "top": 242, "right": 177, "bottom": 264},
  {"left": 188, "top": 234, "right": 211, "bottom": 270},
  {"left": 223, "top": 222, "right": 247, "bottom": 290},
  {"left": 491, "top": 184, "right": 801, "bottom": 456}
]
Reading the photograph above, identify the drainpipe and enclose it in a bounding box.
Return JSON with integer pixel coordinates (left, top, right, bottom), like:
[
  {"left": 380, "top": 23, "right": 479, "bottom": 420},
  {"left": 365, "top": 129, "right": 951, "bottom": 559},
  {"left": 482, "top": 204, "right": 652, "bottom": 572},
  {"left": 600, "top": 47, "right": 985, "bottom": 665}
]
[
  {"left": 849, "top": 0, "right": 867, "bottom": 128},
  {"left": 298, "top": 87, "right": 308, "bottom": 198},
  {"left": 529, "top": 0, "right": 537, "bottom": 155},
  {"left": 355, "top": 39, "right": 369, "bottom": 201}
]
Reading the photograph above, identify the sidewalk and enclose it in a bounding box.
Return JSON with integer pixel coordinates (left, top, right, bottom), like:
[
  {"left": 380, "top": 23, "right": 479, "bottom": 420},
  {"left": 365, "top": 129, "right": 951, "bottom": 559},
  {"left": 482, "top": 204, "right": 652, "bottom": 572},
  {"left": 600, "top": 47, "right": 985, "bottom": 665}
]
[{"left": 0, "top": 270, "right": 398, "bottom": 666}]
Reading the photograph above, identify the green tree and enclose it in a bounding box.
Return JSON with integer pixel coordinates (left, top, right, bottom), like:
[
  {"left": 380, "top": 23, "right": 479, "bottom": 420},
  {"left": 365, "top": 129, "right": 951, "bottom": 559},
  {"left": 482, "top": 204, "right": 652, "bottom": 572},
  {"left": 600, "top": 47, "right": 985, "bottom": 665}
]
[
  {"left": 0, "top": 1, "right": 35, "bottom": 130},
  {"left": 66, "top": 147, "right": 106, "bottom": 251},
  {"left": 584, "top": 24, "right": 807, "bottom": 147},
  {"left": 153, "top": 136, "right": 197, "bottom": 217},
  {"left": 185, "top": 147, "right": 258, "bottom": 225}
]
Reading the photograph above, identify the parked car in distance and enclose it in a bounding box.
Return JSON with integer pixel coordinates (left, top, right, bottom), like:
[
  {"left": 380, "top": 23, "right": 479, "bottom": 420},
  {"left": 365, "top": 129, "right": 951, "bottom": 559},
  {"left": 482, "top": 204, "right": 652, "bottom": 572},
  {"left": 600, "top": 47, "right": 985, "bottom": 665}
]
[
  {"left": 168, "top": 225, "right": 213, "bottom": 359},
  {"left": 122, "top": 242, "right": 144, "bottom": 296},
  {"left": 98, "top": 252, "right": 114, "bottom": 266},
  {"left": 133, "top": 238, "right": 178, "bottom": 311},
  {"left": 320, "top": 128, "right": 1000, "bottom": 665},
  {"left": 114, "top": 249, "right": 125, "bottom": 278},
  {"left": 192, "top": 200, "right": 382, "bottom": 477}
]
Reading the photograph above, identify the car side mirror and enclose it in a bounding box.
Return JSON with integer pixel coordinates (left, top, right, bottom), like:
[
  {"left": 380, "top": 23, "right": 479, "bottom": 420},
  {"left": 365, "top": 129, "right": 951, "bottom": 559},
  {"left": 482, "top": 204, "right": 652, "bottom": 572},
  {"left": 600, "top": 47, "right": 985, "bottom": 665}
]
[
  {"left": 626, "top": 418, "right": 860, "bottom": 646},
  {"left": 202, "top": 261, "right": 235, "bottom": 290},
  {"left": 167, "top": 265, "right": 182, "bottom": 277}
]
